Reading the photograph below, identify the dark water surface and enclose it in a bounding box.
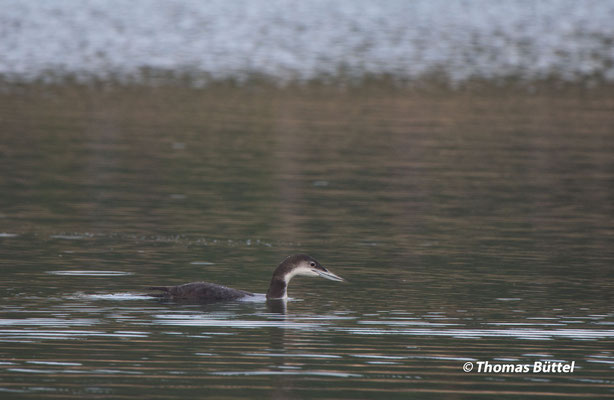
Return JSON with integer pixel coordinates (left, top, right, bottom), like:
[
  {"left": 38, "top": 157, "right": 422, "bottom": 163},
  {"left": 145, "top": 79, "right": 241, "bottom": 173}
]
[{"left": 1, "top": 85, "right": 613, "bottom": 398}]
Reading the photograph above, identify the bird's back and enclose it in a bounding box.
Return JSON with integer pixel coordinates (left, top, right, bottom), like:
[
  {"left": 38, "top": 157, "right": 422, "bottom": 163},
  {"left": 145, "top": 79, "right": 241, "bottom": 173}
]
[{"left": 149, "top": 282, "right": 253, "bottom": 301}]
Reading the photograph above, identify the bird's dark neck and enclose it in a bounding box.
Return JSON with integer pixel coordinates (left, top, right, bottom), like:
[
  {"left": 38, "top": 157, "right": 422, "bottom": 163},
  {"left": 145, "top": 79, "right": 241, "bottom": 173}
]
[{"left": 266, "top": 277, "right": 287, "bottom": 299}]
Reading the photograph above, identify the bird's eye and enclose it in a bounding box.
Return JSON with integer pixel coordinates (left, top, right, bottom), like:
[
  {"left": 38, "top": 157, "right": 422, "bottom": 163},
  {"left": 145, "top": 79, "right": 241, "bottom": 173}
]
[{"left": 310, "top": 262, "right": 316, "bottom": 267}]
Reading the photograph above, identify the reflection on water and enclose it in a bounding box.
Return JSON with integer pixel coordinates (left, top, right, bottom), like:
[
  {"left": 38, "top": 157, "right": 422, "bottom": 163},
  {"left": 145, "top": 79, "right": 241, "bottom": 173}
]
[
  {"left": 49, "top": 271, "right": 134, "bottom": 277},
  {"left": 1, "top": 290, "right": 612, "bottom": 398},
  {"left": 0, "top": 84, "right": 613, "bottom": 398}
]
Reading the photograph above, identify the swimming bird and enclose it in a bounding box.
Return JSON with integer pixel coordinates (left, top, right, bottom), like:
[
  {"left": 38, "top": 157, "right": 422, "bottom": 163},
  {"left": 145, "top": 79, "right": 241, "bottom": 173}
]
[{"left": 148, "top": 254, "right": 343, "bottom": 302}]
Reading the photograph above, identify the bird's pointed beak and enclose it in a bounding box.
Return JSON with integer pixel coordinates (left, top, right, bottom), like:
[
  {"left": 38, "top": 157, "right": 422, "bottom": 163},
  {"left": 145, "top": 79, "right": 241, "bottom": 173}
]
[{"left": 317, "top": 268, "right": 344, "bottom": 282}]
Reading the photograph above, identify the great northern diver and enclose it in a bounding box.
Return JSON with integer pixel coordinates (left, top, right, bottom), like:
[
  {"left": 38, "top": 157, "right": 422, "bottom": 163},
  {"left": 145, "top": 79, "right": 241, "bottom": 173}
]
[{"left": 148, "top": 254, "right": 343, "bottom": 301}]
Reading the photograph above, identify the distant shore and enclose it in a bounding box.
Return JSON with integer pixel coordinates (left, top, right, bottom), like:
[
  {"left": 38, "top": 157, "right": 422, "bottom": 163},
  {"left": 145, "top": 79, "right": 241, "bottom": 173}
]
[
  {"left": 2, "top": 78, "right": 614, "bottom": 99},
  {"left": 2, "top": 1, "right": 613, "bottom": 87}
]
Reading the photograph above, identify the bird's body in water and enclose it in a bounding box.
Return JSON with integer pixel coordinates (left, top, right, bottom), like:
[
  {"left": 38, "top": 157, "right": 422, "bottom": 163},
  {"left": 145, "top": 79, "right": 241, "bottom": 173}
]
[{"left": 148, "top": 254, "right": 343, "bottom": 302}]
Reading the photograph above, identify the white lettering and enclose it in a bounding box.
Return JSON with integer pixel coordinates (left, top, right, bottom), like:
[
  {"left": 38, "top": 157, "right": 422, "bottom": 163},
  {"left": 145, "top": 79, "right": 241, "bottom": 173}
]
[
  {"left": 476, "top": 361, "right": 487, "bottom": 372},
  {"left": 533, "top": 361, "right": 576, "bottom": 373},
  {"left": 473, "top": 360, "right": 575, "bottom": 374},
  {"left": 516, "top": 364, "right": 530, "bottom": 373}
]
